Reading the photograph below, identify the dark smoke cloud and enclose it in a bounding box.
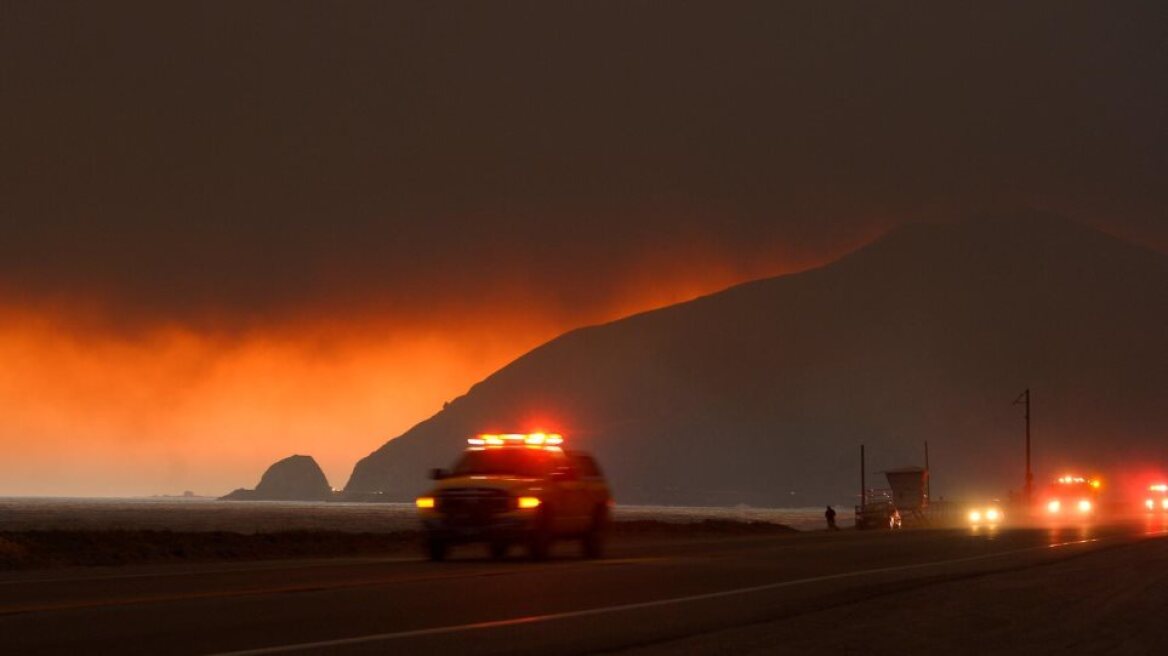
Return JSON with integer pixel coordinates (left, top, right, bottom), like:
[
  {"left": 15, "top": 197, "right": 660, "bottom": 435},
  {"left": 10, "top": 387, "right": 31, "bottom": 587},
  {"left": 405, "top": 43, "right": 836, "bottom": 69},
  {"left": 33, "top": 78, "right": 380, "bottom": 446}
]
[{"left": 2, "top": 2, "right": 1165, "bottom": 329}]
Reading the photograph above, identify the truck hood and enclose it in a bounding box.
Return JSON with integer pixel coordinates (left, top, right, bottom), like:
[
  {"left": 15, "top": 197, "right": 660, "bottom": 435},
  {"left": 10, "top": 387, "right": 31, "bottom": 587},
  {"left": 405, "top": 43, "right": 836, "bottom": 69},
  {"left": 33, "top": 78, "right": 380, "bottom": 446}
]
[{"left": 424, "top": 475, "right": 546, "bottom": 496}]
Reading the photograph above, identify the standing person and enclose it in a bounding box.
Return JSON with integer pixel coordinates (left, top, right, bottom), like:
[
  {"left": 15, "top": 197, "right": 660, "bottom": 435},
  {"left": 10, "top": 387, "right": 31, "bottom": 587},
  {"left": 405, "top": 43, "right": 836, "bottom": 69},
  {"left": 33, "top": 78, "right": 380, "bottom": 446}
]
[{"left": 825, "top": 505, "right": 838, "bottom": 530}]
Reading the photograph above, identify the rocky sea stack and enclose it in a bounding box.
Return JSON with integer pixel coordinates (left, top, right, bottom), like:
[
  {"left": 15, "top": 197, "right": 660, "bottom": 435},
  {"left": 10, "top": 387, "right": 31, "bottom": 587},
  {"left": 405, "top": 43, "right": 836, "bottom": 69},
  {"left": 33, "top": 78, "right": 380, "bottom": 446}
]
[{"left": 222, "top": 455, "right": 333, "bottom": 501}]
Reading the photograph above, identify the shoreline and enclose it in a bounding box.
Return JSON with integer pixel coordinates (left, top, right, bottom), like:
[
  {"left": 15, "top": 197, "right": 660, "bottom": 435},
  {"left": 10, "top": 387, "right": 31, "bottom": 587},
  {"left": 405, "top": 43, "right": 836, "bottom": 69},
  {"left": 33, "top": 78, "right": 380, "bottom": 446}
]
[{"left": 0, "top": 497, "right": 839, "bottom": 534}]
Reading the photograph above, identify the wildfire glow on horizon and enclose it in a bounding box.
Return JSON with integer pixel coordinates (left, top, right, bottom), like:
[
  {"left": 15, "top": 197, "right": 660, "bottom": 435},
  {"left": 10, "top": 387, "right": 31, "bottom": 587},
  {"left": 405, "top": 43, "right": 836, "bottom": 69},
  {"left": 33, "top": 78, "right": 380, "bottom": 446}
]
[
  {"left": 3, "top": 3, "right": 1165, "bottom": 499},
  {"left": 0, "top": 245, "right": 846, "bottom": 497}
]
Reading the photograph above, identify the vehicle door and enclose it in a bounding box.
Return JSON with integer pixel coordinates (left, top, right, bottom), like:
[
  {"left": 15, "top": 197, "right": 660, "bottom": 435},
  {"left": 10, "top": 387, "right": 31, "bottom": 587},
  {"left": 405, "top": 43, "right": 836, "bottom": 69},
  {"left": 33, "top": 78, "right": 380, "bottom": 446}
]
[
  {"left": 571, "top": 454, "right": 608, "bottom": 514},
  {"left": 550, "top": 460, "right": 589, "bottom": 533}
]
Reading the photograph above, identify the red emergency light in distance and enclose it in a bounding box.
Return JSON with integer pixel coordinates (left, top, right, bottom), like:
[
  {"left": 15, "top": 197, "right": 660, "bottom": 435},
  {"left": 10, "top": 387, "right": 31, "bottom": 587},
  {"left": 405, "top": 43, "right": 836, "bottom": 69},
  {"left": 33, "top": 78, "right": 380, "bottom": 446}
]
[
  {"left": 1056, "top": 475, "right": 1101, "bottom": 487},
  {"left": 1146, "top": 483, "right": 1168, "bottom": 512},
  {"left": 1045, "top": 474, "right": 1101, "bottom": 516}
]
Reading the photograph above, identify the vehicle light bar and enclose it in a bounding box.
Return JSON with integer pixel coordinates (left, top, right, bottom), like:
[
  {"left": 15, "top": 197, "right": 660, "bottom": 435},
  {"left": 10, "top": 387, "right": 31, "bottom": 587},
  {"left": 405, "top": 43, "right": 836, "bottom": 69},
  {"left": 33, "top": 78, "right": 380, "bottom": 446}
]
[
  {"left": 1150, "top": 484, "right": 1168, "bottom": 493},
  {"left": 468, "top": 433, "right": 564, "bottom": 447},
  {"left": 1056, "top": 475, "right": 1101, "bottom": 489}
]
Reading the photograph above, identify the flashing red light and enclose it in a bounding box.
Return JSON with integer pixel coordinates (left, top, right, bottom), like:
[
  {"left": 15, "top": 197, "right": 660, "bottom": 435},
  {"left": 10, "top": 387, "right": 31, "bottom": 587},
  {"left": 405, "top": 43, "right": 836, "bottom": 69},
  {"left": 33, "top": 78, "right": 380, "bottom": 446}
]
[{"left": 468, "top": 433, "right": 564, "bottom": 448}]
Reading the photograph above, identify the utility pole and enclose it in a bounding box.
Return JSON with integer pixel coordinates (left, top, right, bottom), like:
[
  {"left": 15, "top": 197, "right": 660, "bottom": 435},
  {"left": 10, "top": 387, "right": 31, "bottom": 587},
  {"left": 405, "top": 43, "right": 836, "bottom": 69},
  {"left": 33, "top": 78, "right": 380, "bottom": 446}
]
[
  {"left": 924, "top": 440, "right": 931, "bottom": 503},
  {"left": 860, "top": 444, "right": 867, "bottom": 509},
  {"left": 1014, "top": 389, "right": 1033, "bottom": 504}
]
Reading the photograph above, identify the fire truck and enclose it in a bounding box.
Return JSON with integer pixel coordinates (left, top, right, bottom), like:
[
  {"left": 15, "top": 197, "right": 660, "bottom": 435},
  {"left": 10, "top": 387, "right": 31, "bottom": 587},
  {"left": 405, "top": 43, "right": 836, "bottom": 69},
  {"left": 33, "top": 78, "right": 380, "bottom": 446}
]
[
  {"left": 1144, "top": 483, "right": 1168, "bottom": 512},
  {"left": 1040, "top": 475, "right": 1102, "bottom": 520}
]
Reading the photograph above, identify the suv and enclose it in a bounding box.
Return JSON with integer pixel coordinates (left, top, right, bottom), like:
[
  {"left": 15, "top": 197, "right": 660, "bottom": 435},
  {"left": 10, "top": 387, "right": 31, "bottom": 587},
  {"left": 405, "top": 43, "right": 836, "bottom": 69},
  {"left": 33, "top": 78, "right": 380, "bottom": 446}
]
[{"left": 416, "top": 433, "right": 612, "bottom": 561}]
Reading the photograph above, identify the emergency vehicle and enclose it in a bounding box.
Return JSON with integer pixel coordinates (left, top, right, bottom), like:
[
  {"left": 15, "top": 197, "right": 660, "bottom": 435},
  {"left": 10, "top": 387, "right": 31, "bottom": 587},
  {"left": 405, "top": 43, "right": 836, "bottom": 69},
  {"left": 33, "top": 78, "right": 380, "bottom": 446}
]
[
  {"left": 1144, "top": 484, "right": 1168, "bottom": 512},
  {"left": 415, "top": 433, "right": 612, "bottom": 561},
  {"left": 1041, "top": 475, "right": 1101, "bottom": 520}
]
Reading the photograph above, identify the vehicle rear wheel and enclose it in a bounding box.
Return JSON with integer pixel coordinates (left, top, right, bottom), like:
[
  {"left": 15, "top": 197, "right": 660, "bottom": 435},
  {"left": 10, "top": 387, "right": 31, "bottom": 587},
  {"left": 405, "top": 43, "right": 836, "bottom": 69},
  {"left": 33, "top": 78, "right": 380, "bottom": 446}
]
[
  {"left": 582, "top": 505, "right": 609, "bottom": 559},
  {"left": 426, "top": 536, "right": 448, "bottom": 562}
]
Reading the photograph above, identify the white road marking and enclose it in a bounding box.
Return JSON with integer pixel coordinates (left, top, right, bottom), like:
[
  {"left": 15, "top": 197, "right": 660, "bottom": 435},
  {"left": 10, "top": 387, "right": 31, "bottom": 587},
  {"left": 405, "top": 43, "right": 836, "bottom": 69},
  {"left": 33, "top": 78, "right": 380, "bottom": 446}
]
[{"left": 209, "top": 534, "right": 1125, "bottom": 656}]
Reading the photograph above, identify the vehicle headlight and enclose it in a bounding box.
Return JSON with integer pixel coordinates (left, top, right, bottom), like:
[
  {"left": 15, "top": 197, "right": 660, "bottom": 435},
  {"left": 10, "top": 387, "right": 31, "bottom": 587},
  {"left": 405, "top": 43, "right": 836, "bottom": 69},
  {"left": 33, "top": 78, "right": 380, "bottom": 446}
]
[
  {"left": 1078, "top": 500, "right": 1092, "bottom": 513},
  {"left": 1147, "top": 499, "right": 1155, "bottom": 510},
  {"left": 986, "top": 509, "right": 1001, "bottom": 522},
  {"left": 1047, "top": 500, "right": 1061, "bottom": 513},
  {"left": 517, "top": 496, "right": 542, "bottom": 510},
  {"left": 1162, "top": 499, "right": 1168, "bottom": 510},
  {"left": 968, "top": 510, "right": 982, "bottom": 523},
  {"left": 416, "top": 496, "right": 436, "bottom": 509}
]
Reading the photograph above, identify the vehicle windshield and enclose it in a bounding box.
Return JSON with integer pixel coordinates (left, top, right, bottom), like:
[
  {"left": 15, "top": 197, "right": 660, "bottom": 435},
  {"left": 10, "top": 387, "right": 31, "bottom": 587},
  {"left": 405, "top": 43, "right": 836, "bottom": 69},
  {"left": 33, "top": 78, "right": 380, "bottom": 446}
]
[{"left": 451, "top": 448, "right": 563, "bottom": 477}]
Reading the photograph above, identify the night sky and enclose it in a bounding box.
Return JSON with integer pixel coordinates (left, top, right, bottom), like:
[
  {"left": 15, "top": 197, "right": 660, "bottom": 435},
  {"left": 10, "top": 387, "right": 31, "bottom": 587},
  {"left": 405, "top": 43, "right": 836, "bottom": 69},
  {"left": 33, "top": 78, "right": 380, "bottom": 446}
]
[{"left": 1, "top": 2, "right": 1165, "bottom": 495}]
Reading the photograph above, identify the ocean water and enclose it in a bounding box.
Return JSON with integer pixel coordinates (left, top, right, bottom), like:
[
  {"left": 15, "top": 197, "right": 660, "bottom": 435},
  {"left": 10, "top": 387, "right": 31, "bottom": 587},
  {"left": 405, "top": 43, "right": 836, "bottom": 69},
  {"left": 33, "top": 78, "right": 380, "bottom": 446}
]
[{"left": 0, "top": 497, "right": 844, "bottom": 533}]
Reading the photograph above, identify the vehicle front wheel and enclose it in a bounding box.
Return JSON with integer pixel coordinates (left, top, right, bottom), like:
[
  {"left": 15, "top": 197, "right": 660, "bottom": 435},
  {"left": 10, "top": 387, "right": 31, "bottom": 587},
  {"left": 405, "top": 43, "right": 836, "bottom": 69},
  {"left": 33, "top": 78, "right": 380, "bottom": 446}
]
[{"left": 426, "top": 536, "right": 448, "bottom": 562}]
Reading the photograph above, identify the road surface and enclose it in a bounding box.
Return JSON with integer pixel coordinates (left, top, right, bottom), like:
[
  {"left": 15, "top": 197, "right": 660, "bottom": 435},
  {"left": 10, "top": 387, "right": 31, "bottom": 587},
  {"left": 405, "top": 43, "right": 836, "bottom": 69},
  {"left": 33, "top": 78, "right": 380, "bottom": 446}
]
[{"left": 2, "top": 518, "right": 1167, "bottom": 655}]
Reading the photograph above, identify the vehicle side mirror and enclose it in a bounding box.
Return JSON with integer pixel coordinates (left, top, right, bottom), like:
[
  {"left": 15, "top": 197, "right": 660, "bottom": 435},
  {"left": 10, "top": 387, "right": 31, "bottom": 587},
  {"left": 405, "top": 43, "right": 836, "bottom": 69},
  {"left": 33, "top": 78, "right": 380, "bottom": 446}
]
[{"left": 430, "top": 468, "right": 449, "bottom": 480}]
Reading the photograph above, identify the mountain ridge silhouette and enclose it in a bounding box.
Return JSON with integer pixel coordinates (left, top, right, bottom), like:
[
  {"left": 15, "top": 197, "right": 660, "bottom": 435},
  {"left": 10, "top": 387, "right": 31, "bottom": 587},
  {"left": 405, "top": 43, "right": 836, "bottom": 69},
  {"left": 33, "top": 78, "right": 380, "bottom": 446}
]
[{"left": 345, "top": 211, "right": 1168, "bottom": 504}]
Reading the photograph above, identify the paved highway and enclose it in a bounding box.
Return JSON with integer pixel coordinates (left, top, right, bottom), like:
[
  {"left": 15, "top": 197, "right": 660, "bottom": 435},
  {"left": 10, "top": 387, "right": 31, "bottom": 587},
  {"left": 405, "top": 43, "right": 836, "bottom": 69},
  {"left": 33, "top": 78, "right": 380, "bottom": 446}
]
[{"left": 2, "top": 519, "right": 1166, "bottom": 655}]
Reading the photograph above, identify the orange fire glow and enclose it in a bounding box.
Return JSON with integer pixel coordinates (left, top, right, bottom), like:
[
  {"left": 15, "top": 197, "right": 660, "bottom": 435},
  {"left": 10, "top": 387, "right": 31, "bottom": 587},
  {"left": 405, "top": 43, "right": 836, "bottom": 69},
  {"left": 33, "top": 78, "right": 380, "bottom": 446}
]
[
  {"left": 0, "top": 239, "right": 861, "bottom": 497},
  {"left": 0, "top": 306, "right": 558, "bottom": 496}
]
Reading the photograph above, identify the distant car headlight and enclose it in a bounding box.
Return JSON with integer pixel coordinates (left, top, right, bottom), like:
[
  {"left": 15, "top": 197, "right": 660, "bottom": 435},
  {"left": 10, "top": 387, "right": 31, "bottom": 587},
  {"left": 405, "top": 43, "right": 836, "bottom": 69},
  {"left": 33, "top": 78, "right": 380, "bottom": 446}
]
[
  {"left": 416, "top": 496, "right": 436, "bottom": 509},
  {"left": 1147, "top": 499, "right": 1155, "bottom": 510},
  {"left": 1162, "top": 499, "right": 1168, "bottom": 510},
  {"left": 968, "top": 510, "right": 982, "bottom": 523},
  {"left": 986, "top": 508, "right": 1001, "bottom": 522},
  {"left": 1078, "top": 500, "right": 1092, "bottom": 513},
  {"left": 1047, "top": 500, "right": 1060, "bottom": 513}
]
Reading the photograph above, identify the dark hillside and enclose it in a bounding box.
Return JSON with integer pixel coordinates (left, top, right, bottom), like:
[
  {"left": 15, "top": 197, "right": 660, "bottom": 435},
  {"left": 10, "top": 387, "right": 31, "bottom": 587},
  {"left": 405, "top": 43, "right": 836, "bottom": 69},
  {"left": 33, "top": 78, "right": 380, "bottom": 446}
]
[{"left": 346, "top": 212, "right": 1168, "bottom": 504}]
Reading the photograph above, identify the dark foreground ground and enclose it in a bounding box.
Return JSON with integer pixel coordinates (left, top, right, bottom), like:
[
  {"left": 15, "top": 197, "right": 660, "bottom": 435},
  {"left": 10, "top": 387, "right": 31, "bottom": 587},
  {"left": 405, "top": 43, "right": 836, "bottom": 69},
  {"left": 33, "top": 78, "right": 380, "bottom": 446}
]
[
  {"left": 621, "top": 532, "right": 1168, "bottom": 655},
  {"left": 0, "top": 519, "right": 792, "bottom": 569},
  {"left": 1, "top": 518, "right": 1165, "bottom": 655}
]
